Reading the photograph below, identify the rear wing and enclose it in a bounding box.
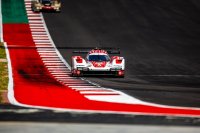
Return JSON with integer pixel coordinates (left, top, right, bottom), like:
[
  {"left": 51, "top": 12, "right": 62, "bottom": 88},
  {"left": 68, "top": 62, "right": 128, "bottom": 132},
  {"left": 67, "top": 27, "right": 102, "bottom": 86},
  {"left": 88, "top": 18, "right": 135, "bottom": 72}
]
[
  {"left": 72, "top": 47, "right": 120, "bottom": 54},
  {"left": 1, "top": 46, "right": 120, "bottom": 54}
]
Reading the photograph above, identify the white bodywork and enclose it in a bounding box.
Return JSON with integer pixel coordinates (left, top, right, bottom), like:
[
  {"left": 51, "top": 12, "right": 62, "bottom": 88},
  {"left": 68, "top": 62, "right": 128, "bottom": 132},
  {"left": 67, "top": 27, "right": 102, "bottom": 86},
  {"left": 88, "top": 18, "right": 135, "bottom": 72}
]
[
  {"left": 31, "top": 0, "right": 61, "bottom": 12},
  {"left": 71, "top": 49, "right": 125, "bottom": 77}
]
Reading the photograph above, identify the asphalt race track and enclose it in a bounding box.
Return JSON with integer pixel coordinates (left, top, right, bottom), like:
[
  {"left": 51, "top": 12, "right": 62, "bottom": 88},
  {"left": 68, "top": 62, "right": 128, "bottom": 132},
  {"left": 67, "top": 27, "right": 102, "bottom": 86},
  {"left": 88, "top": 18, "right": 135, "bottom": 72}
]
[{"left": 43, "top": 0, "right": 200, "bottom": 107}]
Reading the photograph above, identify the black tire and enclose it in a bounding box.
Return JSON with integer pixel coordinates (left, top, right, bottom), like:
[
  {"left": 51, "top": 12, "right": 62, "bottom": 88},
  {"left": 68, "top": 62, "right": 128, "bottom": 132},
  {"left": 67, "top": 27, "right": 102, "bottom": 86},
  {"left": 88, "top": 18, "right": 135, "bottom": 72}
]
[{"left": 32, "top": 6, "right": 40, "bottom": 13}]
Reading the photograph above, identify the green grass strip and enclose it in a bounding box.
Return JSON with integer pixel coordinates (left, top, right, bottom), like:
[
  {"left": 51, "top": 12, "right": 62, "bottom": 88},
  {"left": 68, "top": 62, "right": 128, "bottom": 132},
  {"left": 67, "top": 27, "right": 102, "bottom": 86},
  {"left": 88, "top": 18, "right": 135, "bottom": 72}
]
[{"left": 0, "top": 42, "right": 8, "bottom": 103}]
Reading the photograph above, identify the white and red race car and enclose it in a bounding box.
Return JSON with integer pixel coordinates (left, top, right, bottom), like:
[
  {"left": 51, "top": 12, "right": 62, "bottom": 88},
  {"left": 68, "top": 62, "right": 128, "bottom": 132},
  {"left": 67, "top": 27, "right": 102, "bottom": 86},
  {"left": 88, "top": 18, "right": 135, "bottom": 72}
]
[{"left": 71, "top": 48, "right": 125, "bottom": 77}]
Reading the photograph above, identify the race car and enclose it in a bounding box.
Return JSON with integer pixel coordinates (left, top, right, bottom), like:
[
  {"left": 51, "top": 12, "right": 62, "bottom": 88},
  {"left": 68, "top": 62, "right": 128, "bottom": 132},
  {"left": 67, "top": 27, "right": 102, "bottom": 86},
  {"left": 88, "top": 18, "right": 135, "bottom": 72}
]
[
  {"left": 31, "top": 0, "right": 61, "bottom": 12},
  {"left": 71, "top": 48, "right": 125, "bottom": 77}
]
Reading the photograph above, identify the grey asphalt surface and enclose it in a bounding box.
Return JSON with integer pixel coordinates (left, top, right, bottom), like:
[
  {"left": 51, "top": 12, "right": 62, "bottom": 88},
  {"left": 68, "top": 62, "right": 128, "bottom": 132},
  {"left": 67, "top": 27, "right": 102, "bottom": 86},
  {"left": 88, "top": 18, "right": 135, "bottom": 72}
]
[
  {"left": 43, "top": 0, "right": 200, "bottom": 107},
  {"left": 0, "top": 122, "right": 200, "bottom": 133}
]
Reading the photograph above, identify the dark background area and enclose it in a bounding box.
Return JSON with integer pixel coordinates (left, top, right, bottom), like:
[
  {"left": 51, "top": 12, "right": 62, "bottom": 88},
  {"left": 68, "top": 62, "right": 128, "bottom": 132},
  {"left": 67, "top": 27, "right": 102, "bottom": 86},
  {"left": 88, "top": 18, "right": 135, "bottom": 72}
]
[{"left": 43, "top": 0, "right": 200, "bottom": 107}]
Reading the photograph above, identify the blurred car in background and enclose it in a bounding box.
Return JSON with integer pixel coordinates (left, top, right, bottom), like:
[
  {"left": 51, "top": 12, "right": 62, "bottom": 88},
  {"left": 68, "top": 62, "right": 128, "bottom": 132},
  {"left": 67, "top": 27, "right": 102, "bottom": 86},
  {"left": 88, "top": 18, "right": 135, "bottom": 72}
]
[{"left": 31, "top": 0, "right": 61, "bottom": 12}]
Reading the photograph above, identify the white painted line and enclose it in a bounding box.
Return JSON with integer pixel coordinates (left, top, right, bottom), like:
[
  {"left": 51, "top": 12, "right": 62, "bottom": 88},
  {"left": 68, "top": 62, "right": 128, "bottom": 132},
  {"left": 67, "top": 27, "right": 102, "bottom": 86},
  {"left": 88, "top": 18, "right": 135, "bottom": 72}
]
[
  {"left": 26, "top": 9, "right": 33, "bottom": 12},
  {"left": 35, "top": 45, "right": 52, "bottom": 47},
  {"left": 27, "top": 14, "right": 40, "bottom": 17},
  {"left": 32, "top": 35, "right": 49, "bottom": 37},
  {"left": 49, "top": 71, "right": 69, "bottom": 74},
  {"left": 63, "top": 82, "right": 89, "bottom": 84},
  {"left": 32, "top": 34, "right": 48, "bottom": 36},
  {"left": 36, "top": 47, "right": 54, "bottom": 49},
  {"left": 27, "top": 11, "right": 34, "bottom": 13},
  {"left": 28, "top": 17, "right": 42, "bottom": 20},
  {"left": 41, "top": 58, "right": 61, "bottom": 61},
  {"left": 31, "top": 31, "right": 46, "bottom": 33},
  {"left": 28, "top": 17, "right": 41, "bottom": 20},
  {"left": 31, "top": 29, "right": 46, "bottom": 32},
  {"left": 44, "top": 63, "right": 64, "bottom": 65},
  {"left": 30, "top": 26, "right": 45, "bottom": 29},
  {"left": 33, "top": 37, "right": 49, "bottom": 40},
  {"left": 46, "top": 65, "right": 67, "bottom": 68},
  {"left": 53, "top": 75, "right": 70, "bottom": 77},
  {"left": 48, "top": 67, "right": 67, "bottom": 70},
  {"left": 45, "top": 65, "right": 66, "bottom": 68},
  {"left": 40, "top": 55, "right": 58, "bottom": 58},
  {"left": 79, "top": 89, "right": 113, "bottom": 92},
  {"left": 39, "top": 52, "right": 57, "bottom": 54},
  {"left": 65, "top": 84, "right": 90, "bottom": 86},
  {"left": 54, "top": 76, "right": 70, "bottom": 80},
  {"left": 39, "top": 13, "right": 72, "bottom": 70},
  {"left": 31, "top": 27, "right": 45, "bottom": 30},
  {"left": 36, "top": 45, "right": 53, "bottom": 48},
  {"left": 63, "top": 84, "right": 89, "bottom": 86},
  {"left": 44, "top": 62, "right": 65, "bottom": 64},
  {"left": 39, "top": 53, "right": 57, "bottom": 55},
  {"left": 43, "top": 61, "right": 63, "bottom": 63},
  {"left": 29, "top": 20, "right": 43, "bottom": 23},
  {"left": 53, "top": 75, "right": 71, "bottom": 77},
  {"left": 85, "top": 95, "right": 142, "bottom": 104},
  {"left": 38, "top": 49, "right": 55, "bottom": 51},
  {"left": 30, "top": 24, "right": 45, "bottom": 26},
  {"left": 61, "top": 80, "right": 86, "bottom": 82},
  {"left": 80, "top": 91, "right": 119, "bottom": 95},
  {"left": 50, "top": 71, "right": 70, "bottom": 73},
  {"left": 55, "top": 77, "right": 77, "bottom": 79},
  {"left": 29, "top": 20, "right": 42, "bottom": 24},
  {"left": 38, "top": 50, "right": 56, "bottom": 52},
  {"left": 51, "top": 73, "right": 70, "bottom": 75},
  {"left": 57, "top": 78, "right": 84, "bottom": 81},
  {"left": 46, "top": 66, "right": 67, "bottom": 68},
  {"left": 35, "top": 42, "right": 51, "bottom": 45},
  {"left": 69, "top": 86, "right": 97, "bottom": 88},
  {"left": 55, "top": 74, "right": 73, "bottom": 77},
  {"left": 71, "top": 88, "right": 102, "bottom": 90},
  {"left": 35, "top": 45, "right": 52, "bottom": 48},
  {"left": 34, "top": 39, "right": 50, "bottom": 41},
  {"left": 47, "top": 67, "right": 67, "bottom": 69},
  {"left": 31, "top": 31, "right": 47, "bottom": 35},
  {"left": 31, "top": 31, "right": 46, "bottom": 34},
  {"left": 49, "top": 68, "right": 70, "bottom": 71},
  {"left": 37, "top": 47, "right": 56, "bottom": 50},
  {"left": 59, "top": 79, "right": 83, "bottom": 81},
  {"left": 34, "top": 40, "right": 51, "bottom": 43},
  {"left": 45, "top": 63, "right": 66, "bottom": 66}
]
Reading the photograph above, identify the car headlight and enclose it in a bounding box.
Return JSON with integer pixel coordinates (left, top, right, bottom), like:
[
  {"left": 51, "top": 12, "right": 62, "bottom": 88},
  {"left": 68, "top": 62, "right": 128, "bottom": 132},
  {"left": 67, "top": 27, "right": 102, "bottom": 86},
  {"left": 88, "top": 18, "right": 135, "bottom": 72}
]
[
  {"left": 87, "top": 62, "right": 92, "bottom": 67},
  {"left": 107, "top": 63, "right": 112, "bottom": 67}
]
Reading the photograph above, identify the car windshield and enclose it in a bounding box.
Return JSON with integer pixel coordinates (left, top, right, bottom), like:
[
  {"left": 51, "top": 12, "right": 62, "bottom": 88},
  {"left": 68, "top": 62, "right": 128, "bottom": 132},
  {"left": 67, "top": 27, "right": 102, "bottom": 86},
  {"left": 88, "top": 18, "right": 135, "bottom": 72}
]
[
  {"left": 88, "top": 55, "right": 110, "bottom": 61},
  {"left": 41, "top": 0, "right": 51, "bottom": 5}
]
